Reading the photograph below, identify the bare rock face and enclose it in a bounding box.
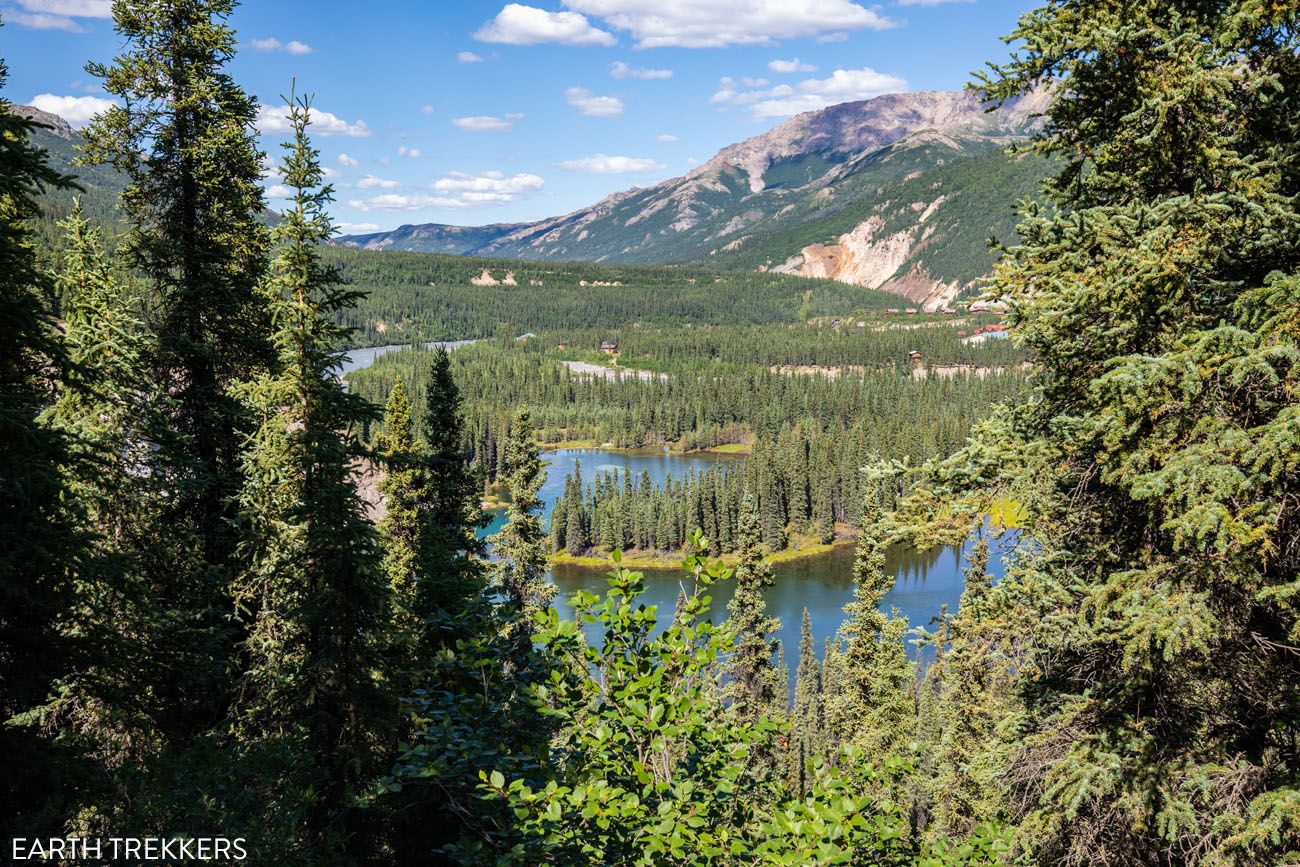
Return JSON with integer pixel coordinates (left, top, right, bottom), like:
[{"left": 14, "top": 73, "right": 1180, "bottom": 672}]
[
  {"left": 10, "top": 104, "right": 76, "bottom": 140},
  {"left": 337, "top": 85, "right": 1054, "bottom": 302},
  {"left": 692, "top": 86, "right": 1048, "bottom": 193}
]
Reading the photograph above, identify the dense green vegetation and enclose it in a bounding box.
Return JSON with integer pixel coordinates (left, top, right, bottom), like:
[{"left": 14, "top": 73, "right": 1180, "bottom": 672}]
[
  {"left": 323, "top": 245, "right": 905, "bottom": 346},
  {"left": 5, "top": 1, "right": 1300, "bottom": 865}
]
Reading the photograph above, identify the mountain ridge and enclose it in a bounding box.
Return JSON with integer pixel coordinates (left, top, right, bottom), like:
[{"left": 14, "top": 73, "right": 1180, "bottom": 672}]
[{"left": 340, "top": 87, "right": 1053, "bottom": 309}]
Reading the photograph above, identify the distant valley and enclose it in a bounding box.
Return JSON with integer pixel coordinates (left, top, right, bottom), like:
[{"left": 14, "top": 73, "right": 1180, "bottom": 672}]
[{"left": 340, "top": 88, "right": 1053, "bottom": 309}]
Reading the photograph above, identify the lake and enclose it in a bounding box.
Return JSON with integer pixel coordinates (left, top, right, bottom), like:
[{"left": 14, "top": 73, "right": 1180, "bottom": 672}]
[
  {"left": 341, "top": 347, "right": 1011, "bottom": 682},
  {"left": 485, "top": 447, "right": 1011, "bottom": 685}
]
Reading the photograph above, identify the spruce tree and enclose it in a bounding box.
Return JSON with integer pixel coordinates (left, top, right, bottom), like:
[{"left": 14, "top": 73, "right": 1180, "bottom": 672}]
[
  {"left": 566, "top": 460, "right": 586, "bottom": 555},
  {"left": 824, "top": 480, "right": 914, "bottom": 760},
  {"left": 723, "top": 491, "right": 783, "bottom": 726},
  {"left": 230, "top": 94, "right": 389, "bottom": 861},
  {"left": 905, "top": 2, "right": 1300, "bottom": 861},
  {"left": 377, "top": 374, "right": 422, "bottom": 613},
  {"left": 417, "top": 347, "right": 488, "bottom": 641},
  {"left": 81, "top": 0, "right": 274, "bottom": 747},
  {"left": 492, "top": 409, "right": 554, "bottom": 646},
  {"left": 789, "top": 608, "right": 824, "bottom": 797},
  {"left": 39, "top": 206, "right": 169, "bottom": 784},
  {"left": 0, "top": 49, "right": 79, "bottom": 836},
  {"left": 926, "top": 537, "right": 1011, "bottom": 838}
]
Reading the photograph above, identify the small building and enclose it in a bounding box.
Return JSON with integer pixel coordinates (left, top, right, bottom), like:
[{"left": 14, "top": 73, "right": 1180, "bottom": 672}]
[
  {"left": 957, "top": 330, "right": 968, "bottom": 337},
  {"left": 941, "top": 307, "right": 957, "bottom": 315},
  {"left": 886, "top": 308, "right": 901, "bottom": 315},
  {"left": 905, "top": 308, "right": 918, "bottom": 316},
  {"left": 908, "top": 350, "right": 922, "bottom": 363},
  {"left": 600, "top": 341, "right": 618, "bottom": 356},
  {"left": 969, "top": 301, "right": 990, "bottom": 313},
  {"left": 515, "top": 332, "right": 537, "bottom": 341},
  {"left": 556, "top": 341, "right": 570, "bottom": 350}
]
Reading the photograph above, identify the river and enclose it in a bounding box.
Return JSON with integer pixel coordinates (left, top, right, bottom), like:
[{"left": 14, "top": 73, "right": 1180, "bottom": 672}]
[{"left": 334, "top": 339, "right": 477, "bottom": 377}]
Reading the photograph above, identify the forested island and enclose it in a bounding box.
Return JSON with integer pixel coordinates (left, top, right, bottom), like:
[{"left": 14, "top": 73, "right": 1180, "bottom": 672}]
[{"left": 3, "top": 1, "right": 1299, "bottom": 866}]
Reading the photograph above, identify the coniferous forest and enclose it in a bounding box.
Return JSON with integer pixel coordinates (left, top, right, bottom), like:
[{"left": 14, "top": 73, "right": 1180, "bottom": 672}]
[{"left": 3, "top": 1, "right": 1300, "bottom": 865}]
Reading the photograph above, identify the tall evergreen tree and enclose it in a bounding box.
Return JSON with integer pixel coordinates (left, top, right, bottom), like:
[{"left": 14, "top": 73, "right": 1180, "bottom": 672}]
[
  {"left": 789, "top": 608, "right": 824, "bottom": 797},
  {"left": 925, "top": 537, "right": 1011, "bottom": 838},
  {"left": 418, "top": 347, "right": 488, "bottom": 627},
  {"left": 824, "top": 479, "right": 914, "bottom": 761},
  {"left": 377, "top": 374, "right": 421, "bottom": 610},
  {"left": 492, "top": 409, "right": 554, "bottom": 646},
  {"left": 81, "top": 0, "right": 274, "bottom": 748},
  {"left": 0, "top": 45, "right": 80, "bottom": 836},
  {"left": 230, "top": 94, "right": 389, "bottom": 861},
  {"left": 566, "top": 459, "right": 586, "bottom": 555},
  {"left": 39, "top": 206, "right": 170, "bottom": 791},
  {"left": 898, "top": 2, "right": 1300, "bottom": 861},
  {"left": 723, "top": 491, "right": 783, "bottom": 726}
]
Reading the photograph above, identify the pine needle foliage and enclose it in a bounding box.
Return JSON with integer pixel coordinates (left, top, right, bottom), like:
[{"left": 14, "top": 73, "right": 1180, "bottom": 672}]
[{"left": 230, "top": 93, "right": 390, "bottom": 862}]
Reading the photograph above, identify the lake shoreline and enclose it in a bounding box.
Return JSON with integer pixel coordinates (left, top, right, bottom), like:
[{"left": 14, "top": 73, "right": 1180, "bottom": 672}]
[
  {"left": 548, "top": 534, "right": 858, "bottom": 571},
  {"left": 537, "top": 439, "right": 753, "bottom": 456}
]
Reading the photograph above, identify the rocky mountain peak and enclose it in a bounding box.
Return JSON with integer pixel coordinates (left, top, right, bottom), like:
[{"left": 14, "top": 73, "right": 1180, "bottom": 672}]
[
  {"left": 692, "top": 86, "right": 1049, "bottom": 194},
  {"left": 10, "top": 103, "right": 76, "bottom": 140}
]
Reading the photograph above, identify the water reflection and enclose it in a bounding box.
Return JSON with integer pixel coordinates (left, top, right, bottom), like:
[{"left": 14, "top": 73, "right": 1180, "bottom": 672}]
[{"left": 484, "top": 448, "right": 1018, "bottom": 691}]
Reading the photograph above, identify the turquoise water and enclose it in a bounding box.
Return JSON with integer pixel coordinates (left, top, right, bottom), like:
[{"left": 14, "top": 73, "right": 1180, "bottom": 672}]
[{"left": 485, "top": 448, "right": 1012, "bottom": 684}]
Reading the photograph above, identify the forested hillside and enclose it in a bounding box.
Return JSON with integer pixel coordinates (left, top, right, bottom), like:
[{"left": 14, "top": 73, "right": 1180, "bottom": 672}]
[{"left": 323, "top": 246, "right": 903, "bottom": 345}]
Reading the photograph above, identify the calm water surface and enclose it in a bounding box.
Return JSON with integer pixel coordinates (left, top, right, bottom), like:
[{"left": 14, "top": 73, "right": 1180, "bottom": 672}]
[
  {"left": 485, "top": 448, "right": 1013, "bottom": 683},
  {"left": 340, "top": 348, "right": 1011, "bottom": 679},
  {"left": 335, "top": 339, "right": 477, "bottom": 377}
]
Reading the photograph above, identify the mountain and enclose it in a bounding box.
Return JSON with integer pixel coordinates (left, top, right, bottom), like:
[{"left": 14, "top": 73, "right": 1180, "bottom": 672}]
[
  {"left": 339, "top": 88, "right": 1054, "bottom": 309},
  {"left": 341, "top": 221, "right": 530, "bottom": 255},
  {"left": 14, "top": 103, "right": 130, "bottom": 250}
]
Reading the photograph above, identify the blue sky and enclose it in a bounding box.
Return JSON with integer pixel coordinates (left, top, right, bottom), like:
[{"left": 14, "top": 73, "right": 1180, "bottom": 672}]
[{"left": 1, "top": 0, "right": 1035, "bottom": 233}]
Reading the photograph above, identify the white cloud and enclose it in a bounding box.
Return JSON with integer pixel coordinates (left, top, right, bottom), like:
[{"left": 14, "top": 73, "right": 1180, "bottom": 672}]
[
  {"left": 555, "top": 154, "right": 666, "bottom": 173},
  {"left": 420, "top": 105, "right": 436, "bottom": 115},
  {"left": 265, "top": 184, "right": 293, "bottom": 199},
  {"left": 338, "top": 153, "right": 361, "bottom": 168},
  {"left": 5, "top": 9, "right": 79, "bottom": 29},
  {"left": 475, "top": 3, "right": 615, "bottom": 46},
  {"left": 19, "top": 0, "right": 110, "bottom": 15},
  {"left": 28, "top": 93, "right": 115, "bottom": 126},
  {"left": 610, "top": 60, "right": 672, "bottom": 80},
  {"left": 711, "top": 66, "right": 907, "bottom": 119},
  {"left": 769, "top": 58, "right": 815, "bottom": 74},
  {"left": 457, "top": 50, "right": 485, "bottom": 62},
  {"left": 451, "top": 113, "right": 523, "bottom": 132},
  {"left": 397, "top": 145, "right": 421, "bottom": 158},
  {"left": 251, "top": 37, "right": 314, "bottom": 55},
  {"left": 656, "top": 133, "right": 677, "bottom": 142},
  {"left": 898, "top": 0, "right": 974, "bottom": 5},
  {"left": 6, "top": 0, "right": 108, "bottom": 30},
  {"left": 562, "top": 0, "right": 896, "bottom": 48},
  {"left": 565, "top": 87, "right": 623, "bottom": 118},
  {"left": 337, "top": 222, "right": 381, "bottom": 233},
  {"left": 256, "top": 104, "right": 371, "bottom": 137},
  {"left": 348, "top": 170, "right": 544, "bottom": 211},
  {"left": 357, "top": 174, "right": 401, "bottom": 190}
]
